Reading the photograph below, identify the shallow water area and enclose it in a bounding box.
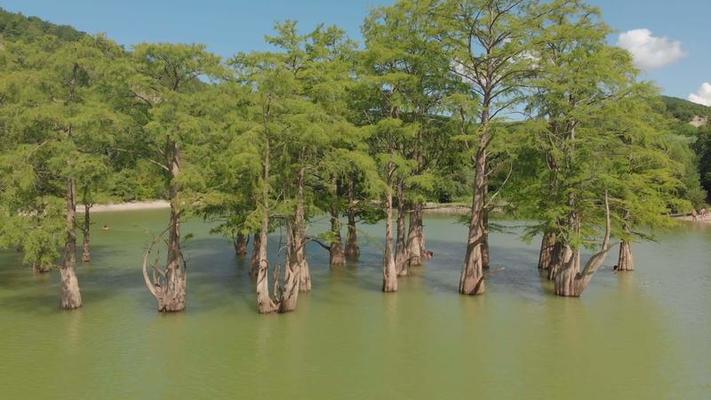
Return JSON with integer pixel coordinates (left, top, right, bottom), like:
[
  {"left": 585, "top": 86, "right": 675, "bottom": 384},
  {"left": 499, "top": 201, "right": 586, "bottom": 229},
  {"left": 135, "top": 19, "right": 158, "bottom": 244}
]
[{"left": 1, "top": 210, "right": 709, "bottom": 399}]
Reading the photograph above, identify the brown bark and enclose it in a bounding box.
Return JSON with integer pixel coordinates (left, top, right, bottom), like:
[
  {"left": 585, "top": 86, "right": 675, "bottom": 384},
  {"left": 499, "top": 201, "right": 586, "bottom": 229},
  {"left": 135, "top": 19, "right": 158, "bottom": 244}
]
[
  {"left": 554, "top": 192, "right": 614, "bottom": 297},
  {"left": 383, "top": 162, "right": 398, "bottom": 293},
  {"left": 395, "top": 179, "right": 409, "bottom": 276},
  {"left": 256, "top": 139, "right": 278, "bottom": 314},
  {"left": 60, "top": 179, "right": 82, "bottom": 310},
  {"left": 538, "top": 231, "right": 557, "bottom": 271},
  {"left": 250, "top": 233, "right": 260, "bottom": 278},
  {"left": 32, "top": 262, "right": 51, "bottom": 274},
  {"left": 81, "top": 202, "right": 92, "bottom": 263},
  {"left": 459, "top": 131, "right": 489, "bottom": 296},
  {"left": 617, "top": 240, "right": 634, "bottom": 272},
  {"left": 234, "top": 233, "right": 248, "bottom": 257},
  {"left": 329, "top": 206, "right": 346, "bottom": 267},
  {"left": 279, "top": 220, "right": 300, "bottom": 313},
  {"left": 406, "top": 203, "right": 424, "bottom": 268},
  {"left": 344, "top": 177, "right": 359, "bottom": 260},
  {"left": 142, "top": 140, "right": 187, "bottom": 313},
  {"left": 294, "top": 167, "right": 311, "bottom": 293}
]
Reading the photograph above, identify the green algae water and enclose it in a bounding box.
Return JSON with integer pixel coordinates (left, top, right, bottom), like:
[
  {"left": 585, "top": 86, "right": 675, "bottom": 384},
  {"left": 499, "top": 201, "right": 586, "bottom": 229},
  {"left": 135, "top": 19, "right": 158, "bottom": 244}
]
[{"left": 1, "top": 210, "right": 710, "bottom": 399}]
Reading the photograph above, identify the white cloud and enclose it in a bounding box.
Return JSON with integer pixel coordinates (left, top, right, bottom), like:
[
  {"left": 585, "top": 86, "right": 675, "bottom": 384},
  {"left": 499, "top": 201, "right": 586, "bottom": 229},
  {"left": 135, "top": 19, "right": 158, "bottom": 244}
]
[
  {"left": 617, "top": 29, "right": 686, "bottom": 70},
  {"left": 689, "top": 82, "right": 711, "bottom": 106}
]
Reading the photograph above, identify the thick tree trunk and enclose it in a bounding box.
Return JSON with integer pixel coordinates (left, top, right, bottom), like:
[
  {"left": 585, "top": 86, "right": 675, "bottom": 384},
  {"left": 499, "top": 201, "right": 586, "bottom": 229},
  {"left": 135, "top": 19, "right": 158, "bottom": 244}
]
[
  {"left": 383, "top": 163, "right": 398, "bottom": 293},
  {"left": 279, "top": 220, "right": 300, "bottom": 313},
  {"left": 256, "top": 140, "right": 277, "bottom": 314},
  {"left": 329, "top": 207, "right": 346, "bottom": 267},
  {"left": 538, "top": 231, "right": 557, "bottom": 271},
  {"left": 395, "top": 180, "right": 409, "bottom": 276},
  {"left": 617, "top": 240, "right": 634, "bottom": 272},
  {"left": 81, "top": 203, "right": 92, "bottom": 263},
  {"left": 250, "top": 233, "right": 260, "bottom": 277},
  {"left": 459, "top": 140, "right": 488, "bottom": 296},
  {"left": 60, "top": 179, "right": 82, "bottom": 310},
  {"left": 406, "top": 203, "right": 424, "bottom": 268},
  {"left": 344, "top": 178, "right": 359, "bottom": 260},
  {"left": 294, "top": 168, "right": 311, "bottom": 293},
  {"left": 234, "top": 233, "right": 248, "bottom": 257},
  {"left": 554, "top": 192, "right": 613, "bottom": 297}
]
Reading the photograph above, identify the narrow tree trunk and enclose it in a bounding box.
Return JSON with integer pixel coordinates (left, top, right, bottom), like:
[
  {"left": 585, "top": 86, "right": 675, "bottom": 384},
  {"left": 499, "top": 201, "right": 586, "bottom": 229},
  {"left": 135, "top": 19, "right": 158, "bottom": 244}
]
[
  {"left": 617, "top": 240, "right": 634, "bottom": 272},
  {"left": 295, "top": 167, "right": 311, "bottom": 293},
  {"left": 481, "top": 208, "right": 490, "bottom": 269},
  {"left": 329, "top": 206, "right": 346, "bottom": 267},
  {"left": 383, "top": 162, "right": 398, "bottom": 293},
  {"left": 250, "top": 233, "right": 260, "bottom": 277},
  {"left": 81, "top": 202, "right": 92, "bottom": 263},
  {"left": 459, "top": 139, "right": 488, "bottom": 296},
  {"left": 538, "top": 231, "right": 557, "bottom": 271},
  {"left": 234, "top": 233, "right": 248, "bottom": 257},
  {"left": 60, "top": 179, "right": 82, "bottom": 310},
  {"left": 344, "top": 177, "right": 359, "bottom": 260},
  {"left": 395, "top": 179, "right": 409, "bottom": 276}
]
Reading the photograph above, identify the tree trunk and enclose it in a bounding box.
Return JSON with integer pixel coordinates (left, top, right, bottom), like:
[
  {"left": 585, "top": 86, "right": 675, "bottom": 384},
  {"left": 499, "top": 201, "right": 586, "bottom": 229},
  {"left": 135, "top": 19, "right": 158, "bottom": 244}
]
[
  {"left": 256, "top": 140, "right": 277, "bottom": 314},
  {"left": 406, "top": 202, "right": 424, "bottom": 268},
  {"left": 295, "top": 167, "right": 311, "bottom": 293},
  {"left": 250, "top": 233, "right": 260, "bottom": 278},
  {"left": 481, "top": 208, "right": 490, "bottom": 269},
  {"left": 32, "top": 261, "right": 51, "bottom": 274},
  {"left": 459, "top": 138, "right": 488, "bottom": 296},
  {"left": 617, "top": 240, "right": 634, "bottom": 272},
  {"left": 344, "top": 177, "right": 359, "bottom": 260},
  {"left": 234, "top": 233, "right": 248, "bottom": 257},
  {"left": 60, "top": 179, "right": 82, "bottom": 310},
  {"left": 538, "top": 231, "right": 557, "bottom": 271},
  {"left": 554, "top": 192, "right": 613, "bottom": 297},
  {"left": 383, "top": 162, "right": 398, "bottom": 293},
  {"left": 279, "top": 220, "right": 300, "bottom": 313},
  {"left": 395, "top": 179, "right": 409, "bottom": 276},
  {"left": 329, "top": 206, "right": 346, "bottom": 267},
  {"left": 81, "top": 202, "right": 92, "bottom": 263}
]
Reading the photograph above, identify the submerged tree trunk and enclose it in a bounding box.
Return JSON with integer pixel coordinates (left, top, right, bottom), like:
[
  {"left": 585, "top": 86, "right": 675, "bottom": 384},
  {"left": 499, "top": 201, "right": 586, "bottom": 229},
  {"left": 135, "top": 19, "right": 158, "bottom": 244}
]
[
  {"left": 250, "top": 233, "right": 260, "bottom": 277},
  {"left": 459, "top": 133, "right": 489, "bottom": 296},
  {"left": 256, "top": 140, "right": 277, "bottom": 314},
  {"left": 295, "top": 167, "right": 311, "bottom": 293},
  {"left": 383, "top": 162, "right": 398, "bottom": 293},
  {"left": 617, "top": 240, "right": 634, "bottom": 272},
  {"left": 538, "top": 231, "right": 557, "bottom": 271},
  {"left": 234, "top": 233, "right": 248, "bottom": 257},
  {"left": 81, "top": 201, "right": 92, "bottom": 263},
  {"left": 142, "top": 140, "right": 187, "bottom": 313},
  {"left": 395, "top": 179, "right": 409, "bottom": 276},
  {"left": 279, "top": 220, "right": 301, "bottom": 313},
  {"left": 406, "top": 202, "right": 424, "bottom": 268},
  {"left": 344, "top": 177, "right": 359, "bottom": 260},
  {"left": 554, "top": 192, "right": 614, "bottom": 297},
  {"left": 329, "top": 206, "right": 346, "bottom": 267},
  {"left": 60, "top": 179, "right": 82, "bottom": 310},
  {"left": 33, "top": 262, "right": 51, "bottom": 274}
]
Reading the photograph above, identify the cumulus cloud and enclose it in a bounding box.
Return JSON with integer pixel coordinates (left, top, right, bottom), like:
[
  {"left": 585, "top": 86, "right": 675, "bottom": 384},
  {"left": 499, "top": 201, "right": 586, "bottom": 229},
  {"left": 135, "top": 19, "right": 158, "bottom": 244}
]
[
  {"left": 617, "top": 29, "right": 686, "bottom": 70},
  {"left": 689, "top": 83, "right": 711, "bottom": 106}
]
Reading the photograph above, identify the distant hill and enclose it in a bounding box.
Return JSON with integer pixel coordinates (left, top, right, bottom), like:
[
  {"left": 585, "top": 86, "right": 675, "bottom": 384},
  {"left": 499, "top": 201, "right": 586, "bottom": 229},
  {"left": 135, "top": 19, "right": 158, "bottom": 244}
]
[
  {"left": 661, "top": 96, "right": 710, "bottom": 126},
  {"left": 0, "top": 7, "right": 85, "bottom": 43}
]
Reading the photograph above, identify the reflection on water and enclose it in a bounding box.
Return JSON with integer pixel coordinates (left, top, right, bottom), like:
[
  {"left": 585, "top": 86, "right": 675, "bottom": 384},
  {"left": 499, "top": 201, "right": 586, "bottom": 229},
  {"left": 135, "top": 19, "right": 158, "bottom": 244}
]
[{"left": 0, "top": 211, "right": 709, "bottom": 399}]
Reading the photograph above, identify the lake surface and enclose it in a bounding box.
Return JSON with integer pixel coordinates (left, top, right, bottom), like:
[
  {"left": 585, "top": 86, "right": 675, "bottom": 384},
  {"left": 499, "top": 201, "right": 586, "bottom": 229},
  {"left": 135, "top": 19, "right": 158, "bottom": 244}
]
[{"left": 0, "top": 210, "right": 709, "bottom": 399}]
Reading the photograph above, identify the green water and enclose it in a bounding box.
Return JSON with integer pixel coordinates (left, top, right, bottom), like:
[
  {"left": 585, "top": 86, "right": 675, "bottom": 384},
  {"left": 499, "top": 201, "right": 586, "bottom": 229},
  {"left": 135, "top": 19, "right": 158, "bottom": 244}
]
[{"left": 0, "top": 210, "right": 709, "bottom": 399}]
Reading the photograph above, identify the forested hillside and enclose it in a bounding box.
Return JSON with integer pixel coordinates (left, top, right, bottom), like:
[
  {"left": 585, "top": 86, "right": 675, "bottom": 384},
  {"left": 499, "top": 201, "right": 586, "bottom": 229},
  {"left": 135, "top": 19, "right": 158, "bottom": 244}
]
[{"left": 0, "top": 7, "right": 85, "bottom": 42}]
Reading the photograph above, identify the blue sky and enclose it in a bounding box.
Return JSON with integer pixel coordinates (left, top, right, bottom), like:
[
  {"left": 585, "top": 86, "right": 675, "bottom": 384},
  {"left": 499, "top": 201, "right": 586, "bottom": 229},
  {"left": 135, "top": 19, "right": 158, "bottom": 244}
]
[{"left": 2, "top": 0, "right": 709, "bottom": 102}]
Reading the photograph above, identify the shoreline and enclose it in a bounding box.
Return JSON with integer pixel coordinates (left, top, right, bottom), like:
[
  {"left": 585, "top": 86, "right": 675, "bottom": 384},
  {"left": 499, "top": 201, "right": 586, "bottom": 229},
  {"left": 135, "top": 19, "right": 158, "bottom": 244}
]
[{"left": 78, "top": 200, "right": 170, "bottom": 213}]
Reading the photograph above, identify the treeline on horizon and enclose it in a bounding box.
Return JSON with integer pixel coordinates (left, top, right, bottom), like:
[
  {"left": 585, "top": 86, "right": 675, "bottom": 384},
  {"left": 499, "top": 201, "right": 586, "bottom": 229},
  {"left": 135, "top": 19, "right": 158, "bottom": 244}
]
[{"left": 0, "top": 1, "right": 709, "bottom": 313}]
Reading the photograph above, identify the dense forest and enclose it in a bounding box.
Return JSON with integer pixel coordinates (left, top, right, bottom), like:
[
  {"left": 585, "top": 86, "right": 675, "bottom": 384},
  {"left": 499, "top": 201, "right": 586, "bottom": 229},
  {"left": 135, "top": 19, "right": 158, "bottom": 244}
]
[{"left": 0, "top": 1, "right": 708, "bottom": 313}]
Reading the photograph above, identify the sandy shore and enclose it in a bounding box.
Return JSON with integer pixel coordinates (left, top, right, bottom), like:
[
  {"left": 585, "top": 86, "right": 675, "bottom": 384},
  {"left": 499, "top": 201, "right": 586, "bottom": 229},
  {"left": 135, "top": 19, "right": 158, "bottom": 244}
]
[{"left": 78, "top": 200, "right": 170, "bottom": 213}]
